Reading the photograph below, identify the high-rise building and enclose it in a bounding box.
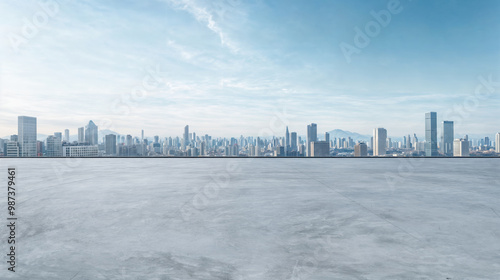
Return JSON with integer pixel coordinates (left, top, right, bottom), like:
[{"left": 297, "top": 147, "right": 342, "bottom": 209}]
[
  {"left": 453, "top": 139, "right": 469, "bottom": 157},
  {"left": 425, "top": 112, "right": 438, "bottom": 156},
  {"left": 285, "top": 126, "right": 290, "bottom": 154},
  {"left": 291, "top": 132, "right": 297, "bottom": 152},
  {"left": 126, "top": 135, "right": 133, "bottom": 146},
  {"left": 442, "top": 121, "right": 454, "bottom": 156},
  {"left": 64, "top": 129, "right": 70, "bottom": 142},
  {"left": 18, "top": 116, "right": 37, "bottom": 157},
  {"left": 496, "top": 133, "right": 500, "bottom": 153},
  {"left": 78, "top": 127, "right": 85, "bottom": 143},
  {"left": 85, "top": 120, "right": 98, "bottom": 145},
  {"left": 325, "top": 132, "right": 330, "bottom": 144},
  {"left": 307, "top": 123, "right": 317, "bottom": 157},
  {"left": 45, "top": 134, "right": 62, "bottom": 157},
  {"left": 184, "top": 125, "right": 189, "bottom": 150},
  {"left": 105, "top": 134, "right": 117, "bottom": 156},
  {"left": 373, "top": 128, "right": 387, "bottom": 156},
  {"left": 310, "top": 141, "right": 329, "bottom": 157},
  {"left": 354, "top": 142, "right": 368, "bottom": 157},
  {"left": 406, "top": 134, "right": 411, "bottom": 149}
]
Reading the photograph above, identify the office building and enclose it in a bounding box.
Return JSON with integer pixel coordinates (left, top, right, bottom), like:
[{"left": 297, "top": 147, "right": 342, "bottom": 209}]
[
  {"left": 291, "top": 132, "right": 297, "bottom": 152},
  {"left": 64, "top": 129, "right": 70, "bottom": 142},
  {"left": 307, "top": 123, "right": 317, "bottom": 157},
  {"left": 45, "top": 134, "right": 63, "bottom": 157},
  {"left": 85, "top": 120, "right": 98, "bottom": 145},
  {"left": 183, "top": 125, "right": 189, "bottom": 150},
  {"left": 285, "top": 126, "right": 290, "bottom": 154},
  {"left": 373, "top": 128, "right": 387, "bottom": 156},
  {"left": 105, "top": 134, "right": 117, "bottom": 156},
  {"left": 425, "top": 112, "right": 438, "bottom": 156},
  {"left": 453, "top": 139, "right": 469, "bottom": 157},
  {"left": 442, "top": 121, "right": 454, "bottom": 156},
  {"left": 63, "top": 145, "right": 99, "bottom": 157},
  {"left": 6, "top": 141, "right": 19, "bottom": 157},
  {"left": 496, "top": 133, "right": 500, "bottom": 153},
  {"left": 78, "top": 127, "right": 85, "bottom": 143},
  {"left": 310, "top": 141, "right": 329, "bottom": 157},
  {"left": 18, "top": 116, "right": 37, "bottom": 157},
  {"left": 354, "top": 142, "right": 368, "bottom": 157}
]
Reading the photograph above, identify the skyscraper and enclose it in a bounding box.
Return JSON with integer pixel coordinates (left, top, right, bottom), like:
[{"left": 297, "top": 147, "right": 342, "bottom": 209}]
[
  {"left": 442, "top": 121, "right": 454, "bottom": 156},
  {"left": 496, "top": 133, "right": 500, "bottom": 153},
  {"left": 78, "top": 127, "right": 84, "bottom": 143},
  {"left": 85, "top": 120, "right": 98, "bottom": 145},
  {"left": 453, "top": 139, "right": 469, "bottom": 157},
  {"left": 64, "top": 129, "right": 70, "bottom": 143},
  {"left": 291, "top": 132, "right": 297, "bottom": 152},
  {"left": 325, "top": 132, "right": 330, "bottom": 144},
  {"left": 425, "top": 112, "right": 438, "bottom": 156},
  {"left": 184, "top": 125, "right": 189, "bottom": 150},
  {"left": 45, "top": 133, "right": 62, "bottom": 157},
  {"left": 105, "top": 134, "right": 117, "bottom": 156},
  {"left": 307, "top": 123, "right": 317, "bottom": 157},
  {"left": 285, "top": 126, "right": 290, "bottom": 154},
  {"left": 18, "top": 116, "right": 37, "bottom": 157},
  {"left": 373, "top": 128, "right": 387, "bottom": 156}
]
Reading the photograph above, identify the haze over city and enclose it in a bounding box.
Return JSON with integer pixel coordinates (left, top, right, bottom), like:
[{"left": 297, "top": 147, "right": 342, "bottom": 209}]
[{"left": 1, "top": 0, "right": 499, "bottom": 137}]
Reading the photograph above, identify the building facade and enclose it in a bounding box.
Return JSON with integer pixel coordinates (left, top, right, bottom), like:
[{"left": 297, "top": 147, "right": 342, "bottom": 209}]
[
  {"left": 354, "top": 142, "right": 368, "bottom": 157},
  {"left": 425, "top": 112, "right": 438, "bottom": 156},
  {"left": 496, "top": 133, "right": 500, "bottom": 153},
  {"left": 453, "top": 139, "right": 469, "bottom": 157},
  {"left": 63, "top": 145, "right": 99, "bottom": 157},
  {"left": 85, "top": 120, "right": 98, "bottom": 145},
  {"left": 105, "top": 134, "right": 117, "bottom": 156},
  {"left": 18, "top": 116, "right": 37, "bottom": 157},
  {"left": 307, "top": 123, "right": 317, "bottom": 157},
  {"left": 310, "top": 141, "right": 329, "bottom": 157},
  {"left": 373, "top": 128, "right": 387, "bottom": 156},
  {"left": 442, "top": 121, "right": 454, "bottom": 156},
  {"left": 78, "top": 127, "right": 85, "bottom": 143}
]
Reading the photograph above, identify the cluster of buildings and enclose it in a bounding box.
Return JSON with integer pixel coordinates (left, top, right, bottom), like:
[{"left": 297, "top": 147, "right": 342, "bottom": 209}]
[{"left": 1, "top": 114, "right": 499, "bottom": 157}]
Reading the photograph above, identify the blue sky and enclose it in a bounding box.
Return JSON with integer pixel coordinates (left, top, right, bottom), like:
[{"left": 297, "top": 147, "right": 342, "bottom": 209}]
[{"left": 0, "top": 0, "right": 499, "bottom": 138}]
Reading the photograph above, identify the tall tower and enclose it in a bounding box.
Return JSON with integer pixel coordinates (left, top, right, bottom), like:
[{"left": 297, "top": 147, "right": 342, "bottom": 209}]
[
  {"left": 18, "top": 116, "right": 37, "bottom": 157},
  {"left": 291, "top": 132, "right": 297, "bottom": 152},
  {"left": 64, "top": 129, "right": 70, "bottom": 142},
  {"left": 85, "top": 120, "right": 98, "bottom": 145},
  {"left": 373, "top": 128, "right": 387, "bottom": 156},
  {"left": 496, "top": 133, "right": 500, "bottom": 153},
  {"left": 442, "top": 121, "right": 454, "bottom": 156},
  {"left": 183, "top": 125, "right": 189, "bottom": 150},
  {"left": 425, "top": 112, "right": 437, "bottom": 156},
  {"left": 78, "top": 127, "right": 85, "bottom": 143},
  {"left": 307, "top": 123, "right": 317, "bottom": 157},
  {"left": 105, "top": 134, "right": 117, "bottom": 156},
  {"left": 285, "top": 126, "right": 290, "bottom": 155}
]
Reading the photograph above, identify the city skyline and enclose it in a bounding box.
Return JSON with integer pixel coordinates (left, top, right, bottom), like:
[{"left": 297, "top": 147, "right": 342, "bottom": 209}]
[
  {"left": 1, "top": 112, "right": 499, "bottom": 157},
  {"left": 1, "top": 0, "right": 499, "bottom": 137}
]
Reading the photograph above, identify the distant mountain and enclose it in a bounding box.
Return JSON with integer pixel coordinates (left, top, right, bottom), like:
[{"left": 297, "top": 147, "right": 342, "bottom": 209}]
[
  {"left": 98, "top": 129, "right": 121, "bottom": 138},
  {"left": 326, "top": 129, "right": 371, "bottom": 141}
]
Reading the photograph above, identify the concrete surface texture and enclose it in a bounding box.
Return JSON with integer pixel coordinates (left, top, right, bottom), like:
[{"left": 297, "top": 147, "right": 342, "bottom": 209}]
[{"left": 0, "top": 158, "right": 499, "bottom": 279}]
